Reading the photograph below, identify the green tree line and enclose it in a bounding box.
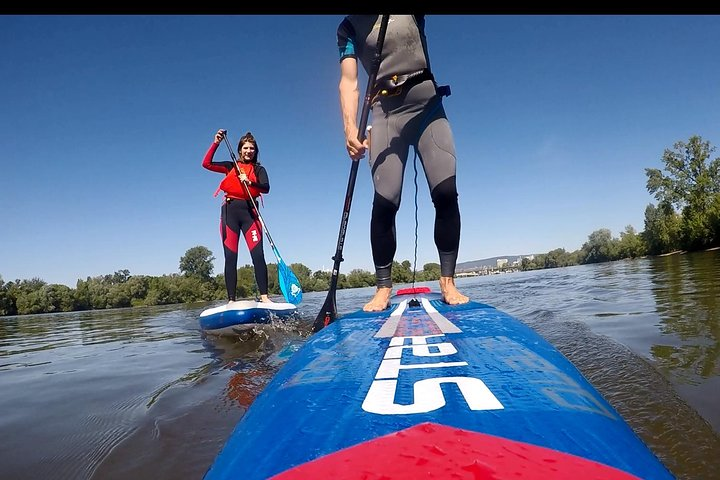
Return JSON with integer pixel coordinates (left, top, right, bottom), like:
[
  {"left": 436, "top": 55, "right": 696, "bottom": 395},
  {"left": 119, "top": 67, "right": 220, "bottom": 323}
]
[
  {"left": 0, "top": 246, "right": 441, "bottom": 316},
  {"left": 2, "top": 135, "right": 718, "bottom": 316}
]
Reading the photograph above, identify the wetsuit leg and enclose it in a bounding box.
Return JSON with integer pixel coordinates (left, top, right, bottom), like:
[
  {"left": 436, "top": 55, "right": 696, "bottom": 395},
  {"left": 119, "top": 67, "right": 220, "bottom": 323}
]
[
  {"left": 237, "top": 203, "right": 269, "bottom": 296},
  {"left": 415, "top": 105, "right": 461, "bottom": 278},
  {"left": 221, "top": 201, "right": 240, "bottom": 301},
  {"left": 369, "top": 101, "right": 411, "bottom": 287},
  {"left": 370, "top": 193, "right": 398, "bottom": 287},
  {"left": 371, "top": 80, "right": 461, "bottom": 279}
]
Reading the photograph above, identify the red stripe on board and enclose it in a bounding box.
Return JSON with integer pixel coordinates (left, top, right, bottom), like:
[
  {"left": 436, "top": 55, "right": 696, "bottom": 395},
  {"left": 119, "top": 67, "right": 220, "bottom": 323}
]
[
  {"left": 272, "top": 422, "right": 641, "bottom": 480},
  {"left": 396, "top": 286, "right": 432, "bottom": 295}
]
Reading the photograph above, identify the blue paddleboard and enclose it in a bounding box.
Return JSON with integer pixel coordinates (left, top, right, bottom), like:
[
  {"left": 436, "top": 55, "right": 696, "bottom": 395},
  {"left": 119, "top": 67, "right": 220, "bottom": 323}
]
[
  {"left": 204, "top": 287, "right": 674, "bottom": 479},
  {"left": 198, "top": 300, "right": 297, "bottom": 335}
]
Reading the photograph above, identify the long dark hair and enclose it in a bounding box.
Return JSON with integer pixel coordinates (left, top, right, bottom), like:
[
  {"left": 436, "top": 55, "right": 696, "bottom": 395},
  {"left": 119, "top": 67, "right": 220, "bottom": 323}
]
[{"left": 237, "top": 131, "right": 259, "bottom": 163}]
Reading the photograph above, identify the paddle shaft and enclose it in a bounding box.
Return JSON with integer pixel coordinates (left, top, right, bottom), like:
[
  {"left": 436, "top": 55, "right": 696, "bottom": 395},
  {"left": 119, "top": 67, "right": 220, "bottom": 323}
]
[{"left": 312, "top": 15, "right": 391, "bottom": 333}]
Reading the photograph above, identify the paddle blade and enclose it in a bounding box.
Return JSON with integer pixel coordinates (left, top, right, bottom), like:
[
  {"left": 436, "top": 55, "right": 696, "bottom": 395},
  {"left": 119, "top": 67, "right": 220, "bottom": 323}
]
[
  {"left": 312, "top": 291, "right": 337, "bottom": 333},
  {"left": 277, "top": 257, "right": 303, "bottom": 305}
]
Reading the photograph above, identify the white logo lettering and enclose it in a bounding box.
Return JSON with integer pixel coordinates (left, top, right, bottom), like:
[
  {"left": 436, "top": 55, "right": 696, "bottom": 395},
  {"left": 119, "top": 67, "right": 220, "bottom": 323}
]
[
  {"left": 363, "top": 377, "right": 503, "bottom": 414},
  {"left": 385, "top": 334, "right": 456, "bottom": 359},
  {"left": 362, "top": 335, "right": 504, "bottom": 415}
]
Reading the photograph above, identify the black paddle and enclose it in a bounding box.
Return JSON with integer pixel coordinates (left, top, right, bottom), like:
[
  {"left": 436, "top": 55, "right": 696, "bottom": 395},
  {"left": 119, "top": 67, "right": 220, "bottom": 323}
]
[{"left": 312, "top": 15, "right": 391, "bottom": 333}]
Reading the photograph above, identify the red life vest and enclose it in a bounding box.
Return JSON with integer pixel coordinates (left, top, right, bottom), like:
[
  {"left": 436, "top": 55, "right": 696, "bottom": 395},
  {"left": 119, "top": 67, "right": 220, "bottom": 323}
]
[{"left": 215, "top": 162, "right": 262, "bottom": 200}]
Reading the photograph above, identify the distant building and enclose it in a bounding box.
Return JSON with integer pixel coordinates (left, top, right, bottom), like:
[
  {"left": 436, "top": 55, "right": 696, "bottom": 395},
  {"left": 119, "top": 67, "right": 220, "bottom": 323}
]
[{"left": 496, "top": 258, "right": 508, "bottom": 268}]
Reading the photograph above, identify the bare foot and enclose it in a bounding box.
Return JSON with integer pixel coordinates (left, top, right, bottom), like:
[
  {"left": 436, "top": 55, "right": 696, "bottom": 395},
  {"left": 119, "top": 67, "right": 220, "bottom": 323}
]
[
  {"left": 259, "top": 295, "right": 274, "bottom": 303},
  {"left": 363, "top": 287, "right": 392, "bottom": 312},
  {"left": 439, "top": 277, "right": 469, "bottom": 305}
]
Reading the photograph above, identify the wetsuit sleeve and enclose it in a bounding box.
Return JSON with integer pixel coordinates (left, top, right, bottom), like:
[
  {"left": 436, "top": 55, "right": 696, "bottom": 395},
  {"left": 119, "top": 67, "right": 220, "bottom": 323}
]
[
  {"left": 201, "top": 142, "right": 233, "bottom": 173},
  {"left": 249, "top": 165, "right": 270, "bottom": 194},
  {"left": 337, "top": 17, "right": 357, "bottom": 62}
]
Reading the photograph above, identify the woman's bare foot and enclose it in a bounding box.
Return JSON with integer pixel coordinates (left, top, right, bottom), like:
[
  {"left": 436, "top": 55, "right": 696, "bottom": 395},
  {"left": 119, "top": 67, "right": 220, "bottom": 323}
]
[
  {"left": 439, "top": 276, "right": 469, "bottom": 305},
  {"left": 259, "top": 295, "right": 274, "bottom": 303},
  {"left": 363, "top": 287, "right": 392, "bottom": 311}
]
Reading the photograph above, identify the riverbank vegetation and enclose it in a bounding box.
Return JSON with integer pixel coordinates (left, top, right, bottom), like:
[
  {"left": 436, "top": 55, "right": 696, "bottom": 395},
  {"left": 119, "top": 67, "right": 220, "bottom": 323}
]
[
  {"left": 2, "top": 135, "right": 718, "bottom": 316},
  {"left": 521, "top": 135, "right": 719, "bottom": 269}
]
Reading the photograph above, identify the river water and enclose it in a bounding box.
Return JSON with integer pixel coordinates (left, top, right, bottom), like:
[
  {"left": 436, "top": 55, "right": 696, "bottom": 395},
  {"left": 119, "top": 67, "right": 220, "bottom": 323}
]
[{"left": 1, "top": 250, "right": 718, "bottom": 479}]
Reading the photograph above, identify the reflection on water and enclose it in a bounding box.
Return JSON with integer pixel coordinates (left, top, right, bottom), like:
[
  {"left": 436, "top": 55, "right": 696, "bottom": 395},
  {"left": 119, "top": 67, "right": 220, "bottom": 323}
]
[
  {"left": 1, "top": 251, "right": 719, "bottom": 480},
  {"left": 649, "top": 251, "right": 720, "bottom": 382},
  {"left": 201, "top": 326, "right": 306, "bottom": 410}
]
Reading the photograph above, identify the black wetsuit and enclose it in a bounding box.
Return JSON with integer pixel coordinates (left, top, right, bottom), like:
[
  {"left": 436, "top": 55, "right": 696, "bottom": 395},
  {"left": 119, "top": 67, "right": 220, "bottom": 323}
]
[
  {"left": 202, "top": 142, "right": 270, "bottom": 300},
  {"left": 338, "top": 15, "right": 462, "bottom": 286}
]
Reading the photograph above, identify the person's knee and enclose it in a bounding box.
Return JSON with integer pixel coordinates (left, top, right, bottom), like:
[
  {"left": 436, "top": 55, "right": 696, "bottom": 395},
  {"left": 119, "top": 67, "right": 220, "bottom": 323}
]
[
  {"left": 372, "top": 193, "right": 399, "bottom": 221},
  {"left": 430, "top": 176, "right": 458, "bottom": 208}
]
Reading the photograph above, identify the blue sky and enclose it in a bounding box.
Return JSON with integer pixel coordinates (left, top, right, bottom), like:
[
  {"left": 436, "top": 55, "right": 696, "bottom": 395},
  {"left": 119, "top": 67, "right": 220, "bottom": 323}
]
[{"left": 2, "top": 15, "right": 719, "bottom": 287}]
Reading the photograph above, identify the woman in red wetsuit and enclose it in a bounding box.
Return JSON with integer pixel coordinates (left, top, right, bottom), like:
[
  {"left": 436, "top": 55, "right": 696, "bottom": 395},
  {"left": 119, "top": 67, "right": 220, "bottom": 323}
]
[{"left": 202, "top": 129, "right": 273, "bottom": 303}]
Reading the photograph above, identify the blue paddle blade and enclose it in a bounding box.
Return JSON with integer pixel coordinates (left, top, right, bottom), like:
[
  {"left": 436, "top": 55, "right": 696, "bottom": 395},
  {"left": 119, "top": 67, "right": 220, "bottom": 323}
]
[{"left": 276, "top": 252, "right": 302, "bottom": 305}]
